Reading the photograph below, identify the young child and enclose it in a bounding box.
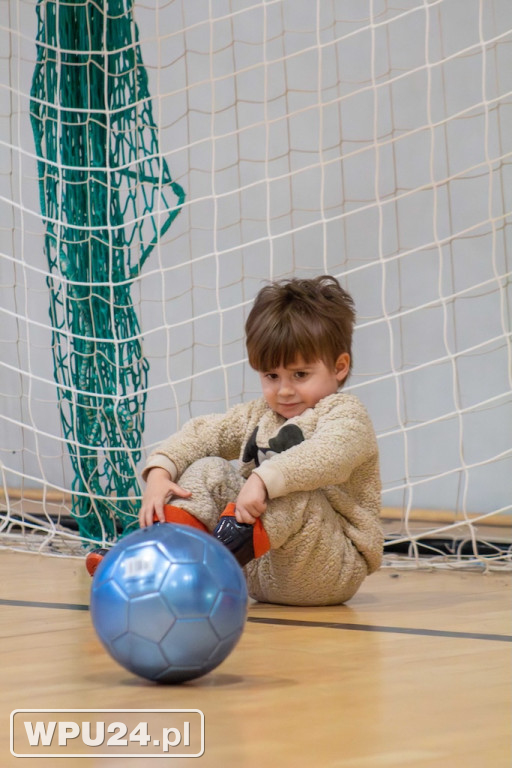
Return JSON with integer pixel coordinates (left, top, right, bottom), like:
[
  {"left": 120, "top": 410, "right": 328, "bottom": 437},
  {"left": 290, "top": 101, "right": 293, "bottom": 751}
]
[{"left": 88, "top": 276, "right": 383, "bottom": 606}]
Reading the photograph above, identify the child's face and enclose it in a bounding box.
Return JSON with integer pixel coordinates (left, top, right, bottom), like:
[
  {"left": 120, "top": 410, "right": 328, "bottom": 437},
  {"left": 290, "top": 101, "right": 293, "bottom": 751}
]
[{"left": 258, "top": 354, "right": 350, "bottom": 419}]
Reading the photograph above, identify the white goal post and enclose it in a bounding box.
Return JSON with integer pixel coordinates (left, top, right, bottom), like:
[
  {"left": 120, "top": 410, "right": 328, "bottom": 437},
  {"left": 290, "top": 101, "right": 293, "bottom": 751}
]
[{"left": 0, "top": 0, "right": 511, "bottom": 568}]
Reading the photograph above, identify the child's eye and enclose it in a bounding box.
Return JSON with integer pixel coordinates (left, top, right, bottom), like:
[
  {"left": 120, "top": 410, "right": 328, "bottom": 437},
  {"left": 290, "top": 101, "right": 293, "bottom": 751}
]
[
  {"left": 294, "top": 371, "right": 308, "bottom": 379},
  {"left": 265, "top": 373, "right": 278, "bottom": 380}
]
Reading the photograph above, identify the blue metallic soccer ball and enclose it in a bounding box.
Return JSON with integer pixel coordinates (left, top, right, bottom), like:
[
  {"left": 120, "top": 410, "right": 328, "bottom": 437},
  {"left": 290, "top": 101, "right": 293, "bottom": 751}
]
[{"left": 90, "top": 523, "right": 248, "bottom": 683}]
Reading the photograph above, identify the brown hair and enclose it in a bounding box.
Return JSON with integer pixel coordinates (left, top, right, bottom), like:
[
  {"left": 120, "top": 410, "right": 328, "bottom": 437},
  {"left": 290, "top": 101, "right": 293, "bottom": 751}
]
[{"left": 245, "top": 275, "right": 356, "bottom": 376}]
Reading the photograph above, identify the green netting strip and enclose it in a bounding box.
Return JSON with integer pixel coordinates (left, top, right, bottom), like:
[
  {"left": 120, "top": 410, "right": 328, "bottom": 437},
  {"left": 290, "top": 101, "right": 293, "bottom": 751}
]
[{"left": 29, "top": 0, "right": 185, "bottom": 541}]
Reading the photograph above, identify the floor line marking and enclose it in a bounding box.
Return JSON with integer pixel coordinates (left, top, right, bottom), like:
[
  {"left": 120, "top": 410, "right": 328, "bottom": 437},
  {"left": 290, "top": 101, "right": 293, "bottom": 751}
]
[{"left": 1, "top": 597, "right": 510, "bottom": 642}]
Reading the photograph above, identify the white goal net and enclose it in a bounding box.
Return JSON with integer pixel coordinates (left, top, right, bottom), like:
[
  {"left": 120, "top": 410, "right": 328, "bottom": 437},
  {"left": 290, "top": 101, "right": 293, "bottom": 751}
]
[{"left": 1, "top": 0, "right": 511, "bottom": 568}]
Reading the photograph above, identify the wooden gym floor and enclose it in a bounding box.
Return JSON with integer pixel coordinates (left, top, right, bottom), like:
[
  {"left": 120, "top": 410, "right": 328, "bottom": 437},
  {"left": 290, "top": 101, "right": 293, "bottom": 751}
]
[{"left": 0, "top": 550, "right": 510, "bottom": 768}]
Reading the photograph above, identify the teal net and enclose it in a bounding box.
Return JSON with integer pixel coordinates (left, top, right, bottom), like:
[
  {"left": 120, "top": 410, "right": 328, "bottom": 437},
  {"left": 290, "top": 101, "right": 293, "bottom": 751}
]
[{"left": 29, "top": 0, "right": 185, "bottom": 542}]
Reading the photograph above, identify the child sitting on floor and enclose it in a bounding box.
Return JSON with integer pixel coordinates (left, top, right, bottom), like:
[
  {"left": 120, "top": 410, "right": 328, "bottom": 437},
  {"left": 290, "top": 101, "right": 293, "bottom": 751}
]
[{"left": 88, "top": 275, "right": 383, "bottom": 606}]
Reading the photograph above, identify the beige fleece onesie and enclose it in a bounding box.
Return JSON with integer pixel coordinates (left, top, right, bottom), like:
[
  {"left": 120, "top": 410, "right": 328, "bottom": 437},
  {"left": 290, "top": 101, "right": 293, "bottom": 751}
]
[{"left": 142, "top": 392, "right": 383, "bottom": 606}]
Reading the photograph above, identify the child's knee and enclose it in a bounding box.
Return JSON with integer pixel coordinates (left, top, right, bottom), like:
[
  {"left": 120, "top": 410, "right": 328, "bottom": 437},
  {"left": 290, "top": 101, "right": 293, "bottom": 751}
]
[
  {"left": 180, "top": 456, "right": 231, "bottom": 487},
  {"left": 182, "top": 456, "right": 227, "bottom": 475},
  {"left": 180, "top": 457, "right": 243, "bottom": 503}
]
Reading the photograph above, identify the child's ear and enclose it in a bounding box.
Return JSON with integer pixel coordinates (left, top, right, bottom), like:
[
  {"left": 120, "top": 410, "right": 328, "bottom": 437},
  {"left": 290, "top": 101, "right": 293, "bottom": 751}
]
[{"left": 334, "top": 353, "right": 350, "bottom": 383}]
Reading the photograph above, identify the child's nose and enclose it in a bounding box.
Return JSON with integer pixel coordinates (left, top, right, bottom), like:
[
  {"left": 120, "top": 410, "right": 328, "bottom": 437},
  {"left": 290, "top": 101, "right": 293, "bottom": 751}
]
[{"left": 278, "top": 378, "right": 294, "bottom": 395}]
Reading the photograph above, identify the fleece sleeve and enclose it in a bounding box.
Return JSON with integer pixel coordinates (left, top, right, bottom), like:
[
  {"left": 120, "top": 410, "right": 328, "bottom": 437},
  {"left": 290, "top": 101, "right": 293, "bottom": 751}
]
[
  {"left": 142, "top": 400, "right": 261, "bottom": 481},
  {"left": 253, "top": 399, "right": 378, "bottom": 499}
]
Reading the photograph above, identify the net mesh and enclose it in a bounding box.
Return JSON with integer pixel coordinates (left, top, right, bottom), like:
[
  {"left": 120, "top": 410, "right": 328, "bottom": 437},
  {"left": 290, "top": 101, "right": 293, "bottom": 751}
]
[{"left": 1, "top": 0, "right": 511, "bottom": 568}]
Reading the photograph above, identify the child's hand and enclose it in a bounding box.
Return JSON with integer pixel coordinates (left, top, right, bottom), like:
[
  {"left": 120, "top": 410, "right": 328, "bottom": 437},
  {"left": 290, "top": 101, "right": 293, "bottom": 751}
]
[
  {"left": 235, "top": 473, "right": 267, "bottom": 524},
  {"left": 139, "top": 467, "right": 192, "bottom": 527}
]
